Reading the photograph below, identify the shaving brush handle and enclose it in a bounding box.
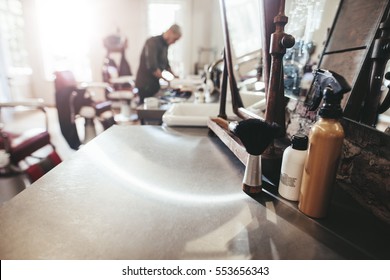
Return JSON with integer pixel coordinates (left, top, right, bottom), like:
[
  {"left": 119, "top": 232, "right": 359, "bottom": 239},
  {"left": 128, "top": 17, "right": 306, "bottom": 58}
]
[{"left": 242, "top": 154, "right": 262, "bottom": 194}]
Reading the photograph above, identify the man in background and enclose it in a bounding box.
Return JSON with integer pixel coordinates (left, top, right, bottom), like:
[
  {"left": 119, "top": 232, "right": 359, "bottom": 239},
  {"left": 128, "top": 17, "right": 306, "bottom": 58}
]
[{"left": 135, "top": 24, "right": 182, "bottom": 103}]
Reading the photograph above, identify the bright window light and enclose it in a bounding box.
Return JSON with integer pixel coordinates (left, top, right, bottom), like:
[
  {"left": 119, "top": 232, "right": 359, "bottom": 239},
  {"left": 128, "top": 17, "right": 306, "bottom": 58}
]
[
  {"left": 36, "top": 0, "right": 96, "bottom": 81},
  {"left": 0, "top": 0, "right": 31, "bottom": 75},
  {"left": 225, "top": 0, "right": 262, "bottom": 58},
  {"left": 148, "top": 3, "right": 181, "bottom": 36}
]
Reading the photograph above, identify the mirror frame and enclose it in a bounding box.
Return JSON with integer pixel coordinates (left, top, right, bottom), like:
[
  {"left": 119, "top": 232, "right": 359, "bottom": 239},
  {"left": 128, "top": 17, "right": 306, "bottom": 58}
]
[
  {"left": 218, "top": 0, "right": 289, "bottom": 124},
  {"left": 218, "top": 0, "right": 258, "bottom": 121}
]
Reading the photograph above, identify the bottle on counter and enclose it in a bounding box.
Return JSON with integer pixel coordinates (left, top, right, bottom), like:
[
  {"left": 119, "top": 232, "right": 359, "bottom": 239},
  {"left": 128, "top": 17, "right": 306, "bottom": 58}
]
[
  {"left": 298, "top": 115, "right": 344, "bottom": 218},
  {"left": 278, "top": 133, "right": 308, "bottom": 201},
  {"left": 194, "top": 87, "right": 205, "bottom": 103},
  {"left": 298, "top": 69, "right": 351, "bottom": 218}
]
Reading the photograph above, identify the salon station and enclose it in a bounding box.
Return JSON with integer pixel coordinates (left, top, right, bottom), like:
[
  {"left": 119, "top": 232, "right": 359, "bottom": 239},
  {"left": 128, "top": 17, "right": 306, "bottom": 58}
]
[{"left": 0, "top": 0, "right": 389, "bottom": 260}]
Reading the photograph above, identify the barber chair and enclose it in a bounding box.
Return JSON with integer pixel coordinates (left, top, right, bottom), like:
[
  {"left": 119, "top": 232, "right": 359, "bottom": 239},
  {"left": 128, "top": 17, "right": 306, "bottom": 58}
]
[
  {"left": 0, "top": 100, "right": 62, "bottom": 183},
  {"left": 54, "top": 70, "right": 116, "bottom": 150},
  {"left": 102, "top": 34, "right": 138, "bottom": 121}
]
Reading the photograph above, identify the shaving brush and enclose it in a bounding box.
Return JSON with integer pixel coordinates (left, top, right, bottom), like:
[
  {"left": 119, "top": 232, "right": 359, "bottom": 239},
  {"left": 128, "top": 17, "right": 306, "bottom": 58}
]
[{"left": 229, "top": 119, "right": 280, "bottom": 194}]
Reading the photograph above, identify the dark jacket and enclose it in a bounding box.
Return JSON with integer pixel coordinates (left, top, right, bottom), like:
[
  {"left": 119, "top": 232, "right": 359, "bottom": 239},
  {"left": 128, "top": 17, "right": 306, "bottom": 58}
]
[{"left": 135, "top": 35, "right": 170, "bottom": 98}]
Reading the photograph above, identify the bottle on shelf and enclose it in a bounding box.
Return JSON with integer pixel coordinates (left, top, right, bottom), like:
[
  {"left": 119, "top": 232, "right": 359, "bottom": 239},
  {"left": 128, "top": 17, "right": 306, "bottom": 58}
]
[
  {"left": 278, "top": 133, "right": 308, "bottom": 201},
  {"left": 298, "top": 69, "right": 351, "bottom": 218}
]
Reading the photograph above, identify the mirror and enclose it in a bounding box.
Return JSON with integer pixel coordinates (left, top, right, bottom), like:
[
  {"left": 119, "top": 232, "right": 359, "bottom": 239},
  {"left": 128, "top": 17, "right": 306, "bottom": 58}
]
[
  {"left": 319, "top": 0, "right": 390, "bottom": 133},
  {"left": 284, "top": 0, "right": 340, "bottom": 97},
  {"left": 220, "top": 0, "right": 341, "bottom": 119},
  {"left": 220, "top": 0, "right": 264, "bottom": 120}
]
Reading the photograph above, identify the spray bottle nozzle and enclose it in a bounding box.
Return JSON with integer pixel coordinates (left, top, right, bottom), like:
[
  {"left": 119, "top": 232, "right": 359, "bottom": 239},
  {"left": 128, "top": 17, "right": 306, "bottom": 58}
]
[{"left": 308, "top": 69, "right": 351, "bottom": 117}]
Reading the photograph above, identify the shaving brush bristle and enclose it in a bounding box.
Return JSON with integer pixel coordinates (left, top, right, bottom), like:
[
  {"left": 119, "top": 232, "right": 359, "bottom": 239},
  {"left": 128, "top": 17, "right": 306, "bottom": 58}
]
[{"left": 232, "top": 119, "right": 280, "bottom": 155}]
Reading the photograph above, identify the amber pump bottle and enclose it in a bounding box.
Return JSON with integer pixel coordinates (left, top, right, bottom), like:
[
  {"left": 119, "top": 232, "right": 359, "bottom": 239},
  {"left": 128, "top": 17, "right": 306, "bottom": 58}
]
[{"left": 298, "top": 69, "right": 351, "bottom": 218}]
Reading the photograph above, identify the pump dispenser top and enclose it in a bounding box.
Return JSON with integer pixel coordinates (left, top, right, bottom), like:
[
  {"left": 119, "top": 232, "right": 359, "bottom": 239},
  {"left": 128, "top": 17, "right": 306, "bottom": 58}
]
[
  {"left": 298, "top": 68, "right": 351, "bottom": 218},
  {"left": 308, "top": 68, "right": 351, "bottom": 116}
]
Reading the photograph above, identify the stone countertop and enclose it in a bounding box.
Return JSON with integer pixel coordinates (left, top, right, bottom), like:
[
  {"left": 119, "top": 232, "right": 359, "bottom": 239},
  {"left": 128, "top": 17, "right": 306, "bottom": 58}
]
[{"left": 0, "top": 125, "right": 388, "bottom": 259}]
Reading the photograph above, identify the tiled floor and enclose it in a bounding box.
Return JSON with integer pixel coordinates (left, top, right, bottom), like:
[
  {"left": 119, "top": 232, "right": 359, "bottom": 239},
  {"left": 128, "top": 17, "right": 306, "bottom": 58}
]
[{"left": 0, "top": 106, "right": 139, "bottom": 205}]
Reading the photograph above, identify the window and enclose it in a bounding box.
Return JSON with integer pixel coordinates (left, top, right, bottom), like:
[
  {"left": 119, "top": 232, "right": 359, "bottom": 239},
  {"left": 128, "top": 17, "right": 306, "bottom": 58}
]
[
  {"left": 35, "top": 0, "right": 96, "bottom": 81},
  {"left": 225, "top": 0, "right": 262, "bottom": 58},
  {"left": 0, "top": 0, "right": 30, "bottom": 75}
]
